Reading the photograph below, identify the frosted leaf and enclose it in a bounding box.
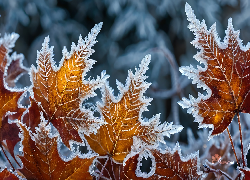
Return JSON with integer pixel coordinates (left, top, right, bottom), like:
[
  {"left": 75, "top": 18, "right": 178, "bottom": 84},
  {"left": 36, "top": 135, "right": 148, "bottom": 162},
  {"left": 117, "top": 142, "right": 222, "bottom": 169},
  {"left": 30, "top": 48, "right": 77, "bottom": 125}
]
[
  {"left": 159, "top": 122, "right": 183, "bottom": 138},
  {"left": 30, "top": 23, "right": 107, "bottom": 147},
  {"left": 17, "top": 118, "right": 96, "bottom": 179},
  {"left": 85, "top": 55, "right": 182, "bottom": 163},
  {"left": 124, "top": 142, "right": 204, "bottom": 179},
  {"left": 5, "top": 52, "right": 29, "bottom": 88},
  {"left": 179, "top": 3, "right": 250, "bottom": 140}
]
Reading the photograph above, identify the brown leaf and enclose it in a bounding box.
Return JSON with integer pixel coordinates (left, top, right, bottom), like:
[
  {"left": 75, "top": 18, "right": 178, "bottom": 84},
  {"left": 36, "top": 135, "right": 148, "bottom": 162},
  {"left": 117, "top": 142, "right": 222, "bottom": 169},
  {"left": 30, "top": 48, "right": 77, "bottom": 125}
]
[
  {"left": 31, "top": 24, "right": 105, "bottom": 147},
  {"left": 0, "top": 34, "right": 26, "bottom": 160},
  {"left": 5, "top": 53, "right": 28, "bottom": 87},
  {"left": 0, "top": 33, "right": 19, "bottom": 72},
  {"left": 0, "top": 72, "right": 25, "bottom": 128},
  {"left": 90, "top": 156, "right": 125, "bottom": 180},
  {"left": 22, "top": 97, "right": 43, "bottom": 133},
  {"left": 124, "top": 144, "right": 202, "bottom": 179},
  {"left": 17, "top": 121, "right": 95, "bottom": 180},
  {"left": 1, "top": 116, "right": 20, "bottom": 159},
  {"left": 239, "top": 167, "right": 250, "bottom": 180},
  {"left": 180, "top": 4, "right": 250, "bottom": 136}
]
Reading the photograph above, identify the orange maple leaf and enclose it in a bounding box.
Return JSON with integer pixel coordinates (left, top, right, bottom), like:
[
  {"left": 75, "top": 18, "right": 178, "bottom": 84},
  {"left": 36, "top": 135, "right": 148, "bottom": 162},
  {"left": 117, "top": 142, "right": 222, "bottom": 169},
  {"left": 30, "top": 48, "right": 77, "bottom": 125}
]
[
  {"left": 179, "top": 3, "right": 250, "bottom": 137},
  {"left": 17, "top": 119, "right": 95, "bottom": 180},
  {"left": 85, "top": 55, "right": 183, "bottom": 162},
  {"left": 30, "top": 23, "right": 107, "bottom": 147},
  {"left": 124, "top": 143, "right": 203, "bottom": 180}
]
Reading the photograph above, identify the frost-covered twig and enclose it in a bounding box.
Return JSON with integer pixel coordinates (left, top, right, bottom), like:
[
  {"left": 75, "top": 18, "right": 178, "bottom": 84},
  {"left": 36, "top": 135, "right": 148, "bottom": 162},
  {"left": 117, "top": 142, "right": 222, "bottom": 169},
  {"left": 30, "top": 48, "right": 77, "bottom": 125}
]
[{"left": 203, "top": 164, "right": 233, "bottom": 180}]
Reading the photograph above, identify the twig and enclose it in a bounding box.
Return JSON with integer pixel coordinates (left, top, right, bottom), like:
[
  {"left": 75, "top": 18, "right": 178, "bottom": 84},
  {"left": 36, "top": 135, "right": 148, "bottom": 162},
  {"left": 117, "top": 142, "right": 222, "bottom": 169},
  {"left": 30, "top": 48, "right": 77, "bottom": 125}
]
[
  {"left": 150, "top": 47, "right": 182, "bottom": 142},
  {"left": 227, "top": 127, "right": 239, "bottom": 166},
  {"left": 237, "top": 112, "right": 246, "bottom": 167},
  {"left": 203, "top": 164, "right": 233, "bottom": 180},
  {"left": 150, "top": 77, "right": 191, "bottom": 99}
]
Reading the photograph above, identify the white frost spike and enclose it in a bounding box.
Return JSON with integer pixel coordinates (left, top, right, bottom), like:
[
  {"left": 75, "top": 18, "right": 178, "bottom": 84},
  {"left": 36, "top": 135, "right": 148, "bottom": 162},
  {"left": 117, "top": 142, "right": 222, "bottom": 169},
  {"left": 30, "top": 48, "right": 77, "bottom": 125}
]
[
  {"left": 160, "top": 122, "right": 183, "bottom": 138},
  {"left": 36, "top": 36, "right": 55, "bottom": 70},
  {"left": 142, "top": 115, "right": 183, "bottom": 144},
  {"left": 178, "top": 97, "right": 192, "bottom": 109},
  {"left": 0, "top": 33, "right": 19, "bottom": 50},
  {"left": 185, "top": 3, "right": 201, "bottom": 33},
  {"left": 59, "top": 22, "right": 103, "bottom": 73},
  {"left": 136, "top": 54, "right": 151, "bottom": 81}
]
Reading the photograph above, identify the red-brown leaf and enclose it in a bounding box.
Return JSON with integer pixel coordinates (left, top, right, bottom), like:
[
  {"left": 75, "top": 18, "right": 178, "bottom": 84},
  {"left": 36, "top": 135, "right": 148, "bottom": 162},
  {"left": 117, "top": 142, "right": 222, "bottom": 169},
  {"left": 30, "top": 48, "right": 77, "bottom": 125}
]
[
  {"left": 17, "top": 121, "right": 95, "bottom": 180},
  {"left": 124, "top": 145, "right": 202, "bottom": 179},
  {"left": 180, "top": 4, "right": 250, "bottom": 136}
]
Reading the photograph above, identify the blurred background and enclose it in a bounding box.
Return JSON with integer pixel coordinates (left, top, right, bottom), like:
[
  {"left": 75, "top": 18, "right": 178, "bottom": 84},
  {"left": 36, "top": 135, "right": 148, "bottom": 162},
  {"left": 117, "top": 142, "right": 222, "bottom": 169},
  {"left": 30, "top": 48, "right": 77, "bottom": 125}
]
[{"left": 1, "top": 0, "right": 250, "bottom": 178}]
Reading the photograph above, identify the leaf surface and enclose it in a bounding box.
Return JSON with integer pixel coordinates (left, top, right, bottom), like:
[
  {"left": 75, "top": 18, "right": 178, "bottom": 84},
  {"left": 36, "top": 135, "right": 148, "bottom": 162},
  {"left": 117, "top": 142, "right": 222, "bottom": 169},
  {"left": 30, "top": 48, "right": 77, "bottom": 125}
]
[
  {"left": 17, "top": 120, "right": 95, "bottom": 180},
  {"left": 124, "top": 144, "right": 202, "bottom": 179},
  {"left": 31, "top": 23, "right": 106, "bottom": 147},
  {"left": 85, "top": 55, "right": 183, "bottom": 162},
  {"left": 0, "top": 33, "right": 26, "bottom": 161},
  {"left": 179, "top": 3, "right": 250, "bottom": 136},
  {"left": 90, "top": 156, "right": 125, "bottom": 180}
]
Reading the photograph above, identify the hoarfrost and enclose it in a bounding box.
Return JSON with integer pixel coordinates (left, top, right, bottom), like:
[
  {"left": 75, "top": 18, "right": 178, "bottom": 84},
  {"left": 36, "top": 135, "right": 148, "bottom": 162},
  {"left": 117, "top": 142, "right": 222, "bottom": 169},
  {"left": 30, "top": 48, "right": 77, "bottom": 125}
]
[{"left": 135, "top": 149, "right": 156, "bottom": 178}]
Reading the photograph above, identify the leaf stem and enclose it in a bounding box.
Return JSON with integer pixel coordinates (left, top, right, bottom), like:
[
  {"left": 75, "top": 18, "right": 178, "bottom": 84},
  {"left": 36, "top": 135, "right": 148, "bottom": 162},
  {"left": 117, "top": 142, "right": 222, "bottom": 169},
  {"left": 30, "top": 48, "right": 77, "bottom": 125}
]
[
  {"left": 203, "top": 164, "right": 233, "bottom": 180},
  {"left": 227, "top": 127, "right": 239, "bottom": 166},
  {"left": 237, "top": 112, "right": 246, "bottom": 167}
]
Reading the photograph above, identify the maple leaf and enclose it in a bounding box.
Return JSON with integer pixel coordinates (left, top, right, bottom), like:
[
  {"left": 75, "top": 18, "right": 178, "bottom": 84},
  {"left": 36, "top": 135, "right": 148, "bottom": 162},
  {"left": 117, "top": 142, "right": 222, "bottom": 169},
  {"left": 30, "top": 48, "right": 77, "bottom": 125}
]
[
  {"left": 0, "top": 169, "right": 19, "bottom": 180},
  {"left": 124, "top": 143, "right": 203, "bottom": 180},
  {"left": 179, "top": 3, "right": 250, "bottom": 137},
  {"left": 85, "top": 55, "right": 183, "bottom": 162},
  {"left": 30, "top": 23, "right": 107, "bottom": 147},
  {"left": 0, "top": 33, "right": 25, "bottom": 127},
  {"left": 0, "top": 33, "right": 26, "bottom": 165},
  {"left": 17, "top": 117, "right": 95, "bottom": 180},
  {"left": 5, "top": 52, "right": 28, "bottom": 88}
]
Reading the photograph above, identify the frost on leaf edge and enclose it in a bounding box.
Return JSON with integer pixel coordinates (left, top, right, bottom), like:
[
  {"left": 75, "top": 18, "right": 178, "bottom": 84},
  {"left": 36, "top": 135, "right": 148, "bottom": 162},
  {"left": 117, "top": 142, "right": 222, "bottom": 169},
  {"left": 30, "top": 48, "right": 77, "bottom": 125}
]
[
  {"left": 29, "top": 23, "right": 108, "bottom": 137},
  {"left": 179, "top": 3, "right": 250, "bottom": 140},
  {"left": 124, "top": 138, "right": 204, "bottom": 179}
]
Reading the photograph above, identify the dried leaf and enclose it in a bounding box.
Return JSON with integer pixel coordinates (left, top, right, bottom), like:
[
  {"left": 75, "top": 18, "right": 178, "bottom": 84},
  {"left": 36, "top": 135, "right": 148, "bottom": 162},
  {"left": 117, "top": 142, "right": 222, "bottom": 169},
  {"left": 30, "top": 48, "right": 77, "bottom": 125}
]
[
  {"left": 22, "top": 97, "right": 41, "bottom": 133},
  {"left": 0, "top": 33, "right": 19, "bottom": 72},
  {"left": 124, "top": 143, "right": 203, "bottom": 179},
  {"left": 85, "top": 55, "right": 183, "bottom": 162},
  {"left": 31, "top": 23, "right": 106, "bottom": 147},
  {"left": 5, "top": 52, "right": 28, "bottom": 87},
  {"left": 1, "top": 116, "right": 20, "bottom": 159},
  {"left": 17, "top": 119, "right": 95, "bottom": 180},
  {"left": 0, "top": 33, "right": 26, "bottom": 161},
  {"left": 179, "top": 3, "right": 250, "bottom": 137},
  {"left": 239, "top": 167, "right": 250, "bottom": 180}
]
